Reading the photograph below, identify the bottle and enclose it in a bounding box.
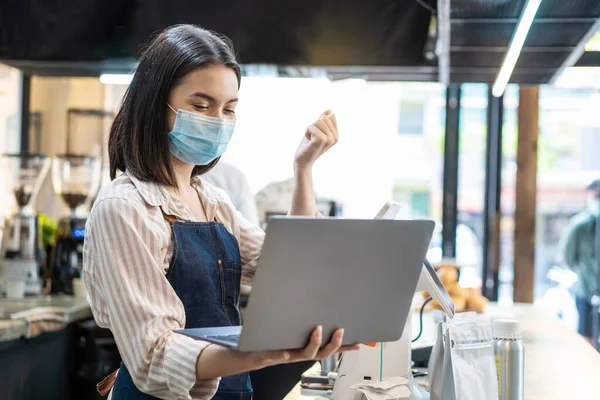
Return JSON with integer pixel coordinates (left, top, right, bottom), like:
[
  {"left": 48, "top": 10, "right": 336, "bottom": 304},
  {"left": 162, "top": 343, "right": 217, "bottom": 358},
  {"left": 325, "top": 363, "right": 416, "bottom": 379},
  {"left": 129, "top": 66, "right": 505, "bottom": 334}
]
[{"left": 492, "top": 318, "right": 525, "bottom": 400}]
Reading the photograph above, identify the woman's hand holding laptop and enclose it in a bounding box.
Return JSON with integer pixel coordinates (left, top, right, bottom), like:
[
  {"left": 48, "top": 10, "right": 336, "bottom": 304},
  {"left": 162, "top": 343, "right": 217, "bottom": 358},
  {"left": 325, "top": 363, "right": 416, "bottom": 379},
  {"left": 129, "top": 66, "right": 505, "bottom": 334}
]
[
  {"left": 246, "top": 326, "right": 360, "bottom": 369},
  {"left": 196, "top": 327, "right": 360, "bottom": 379}
]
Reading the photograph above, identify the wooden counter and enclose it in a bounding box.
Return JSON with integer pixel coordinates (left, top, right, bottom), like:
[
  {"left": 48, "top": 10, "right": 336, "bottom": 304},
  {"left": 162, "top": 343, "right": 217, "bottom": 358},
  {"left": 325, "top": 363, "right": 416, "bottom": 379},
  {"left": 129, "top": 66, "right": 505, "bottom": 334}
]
[
  {"left": 0, "top": 295, "right": 92, "bottom": 342},
  {"left": 285, "top": 303, "right": 600, "bottom": 399},
  {"left": 492, "top": 303, "right": 600, "bottom": 399}
]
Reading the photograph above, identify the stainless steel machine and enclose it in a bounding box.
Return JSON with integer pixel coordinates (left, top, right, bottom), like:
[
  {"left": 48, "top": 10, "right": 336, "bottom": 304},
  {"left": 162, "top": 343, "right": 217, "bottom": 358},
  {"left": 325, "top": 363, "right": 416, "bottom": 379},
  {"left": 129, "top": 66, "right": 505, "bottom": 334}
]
[
  {"left": 0, "top": 153, "right": 51, "bottom": 297},
  {"left": 50, "top": 108, "right": 109, "bottom": 294},
  {"left": 51, "top": 154, "right": 101, "bottom": 294}
]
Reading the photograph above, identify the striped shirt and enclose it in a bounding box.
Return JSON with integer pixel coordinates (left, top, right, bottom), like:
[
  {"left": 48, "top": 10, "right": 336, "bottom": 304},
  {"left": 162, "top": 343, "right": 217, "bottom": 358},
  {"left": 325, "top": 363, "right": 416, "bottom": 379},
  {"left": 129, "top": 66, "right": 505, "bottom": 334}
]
[{"left": 82, "top": 172, "right": 265, "bottom": 399}]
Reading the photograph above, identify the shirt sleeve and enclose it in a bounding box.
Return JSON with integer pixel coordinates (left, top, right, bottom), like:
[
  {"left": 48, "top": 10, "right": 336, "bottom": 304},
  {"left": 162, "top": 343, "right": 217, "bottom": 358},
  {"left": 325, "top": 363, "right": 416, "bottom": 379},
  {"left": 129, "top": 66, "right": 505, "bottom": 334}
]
[{"left": 83, "top": 198, "right": 219, "bottom": 399}]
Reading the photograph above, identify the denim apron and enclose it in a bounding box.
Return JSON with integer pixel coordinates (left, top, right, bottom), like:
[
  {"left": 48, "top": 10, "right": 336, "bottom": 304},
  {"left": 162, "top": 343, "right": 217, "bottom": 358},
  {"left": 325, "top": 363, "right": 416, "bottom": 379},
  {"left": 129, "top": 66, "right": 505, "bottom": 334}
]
[{"left": 112, "top": 218, "right": 252, "bottom": 399}]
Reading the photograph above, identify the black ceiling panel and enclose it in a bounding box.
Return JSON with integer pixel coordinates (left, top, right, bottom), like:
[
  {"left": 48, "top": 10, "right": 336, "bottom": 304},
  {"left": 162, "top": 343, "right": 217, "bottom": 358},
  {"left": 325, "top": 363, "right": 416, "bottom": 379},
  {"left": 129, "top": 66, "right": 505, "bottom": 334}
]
[
  {"left": 575, "top": 51, "right": 600, "bottom": 67},
  {"left": 451, "top": 22, "right": 514, "bottom": 47},
  {"left": 0, "top": 0, "right": 135, "bottom": 61},
  {"left": 513, "top": 21, "right": 595, "bottom": 47},
  {"left": 451, "top": 0, "right": 600, "bottom": 19},
  {"left": 450, "top": 0, "right": 600, "bottom": 84},
  {"left": 536, "top": 0, "right": 600, "bottom": 19},
  {"left": 130, "top": 0, "right": 432, "bottom": 66},
  {"left": 451, "top": 0, "right": 526, "bottom": 19},
  {"left": 0, "top": 0, "right": 432, "bottom": 67},
  {"left": 451, "top": 49, "right": 571, "bottom": 69},
  {"left": 452, "top": 21, "right": 595, "bottom": 47},
  {"left": 0, "top": 0, "right": 599, "bottom": 84}
]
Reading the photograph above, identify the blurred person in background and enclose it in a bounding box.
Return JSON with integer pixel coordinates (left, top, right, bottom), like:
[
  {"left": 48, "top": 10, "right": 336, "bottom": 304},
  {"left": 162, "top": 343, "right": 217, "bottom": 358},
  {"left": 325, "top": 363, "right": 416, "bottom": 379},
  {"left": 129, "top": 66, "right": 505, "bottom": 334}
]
[
  {"left": 202, "top": 161, "right": 259, "bottom": 224},
  {"left": 559, "top": 179, "right": 600, "bottom": 345}
]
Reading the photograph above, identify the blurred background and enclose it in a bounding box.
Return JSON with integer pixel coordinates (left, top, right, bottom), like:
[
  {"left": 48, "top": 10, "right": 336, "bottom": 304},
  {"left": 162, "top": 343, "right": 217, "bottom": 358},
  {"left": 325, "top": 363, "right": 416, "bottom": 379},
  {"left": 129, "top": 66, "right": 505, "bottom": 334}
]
[{"left": 0, "top": 0, "right": 599, "bottom": 398}]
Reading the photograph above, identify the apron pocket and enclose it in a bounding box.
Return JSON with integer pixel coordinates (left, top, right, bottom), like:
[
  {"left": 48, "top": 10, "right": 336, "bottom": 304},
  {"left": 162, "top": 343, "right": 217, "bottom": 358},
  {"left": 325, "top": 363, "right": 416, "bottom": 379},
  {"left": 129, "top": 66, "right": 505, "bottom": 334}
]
[{"left": 218, "top": 259, "right": 242, "bottom": 308}]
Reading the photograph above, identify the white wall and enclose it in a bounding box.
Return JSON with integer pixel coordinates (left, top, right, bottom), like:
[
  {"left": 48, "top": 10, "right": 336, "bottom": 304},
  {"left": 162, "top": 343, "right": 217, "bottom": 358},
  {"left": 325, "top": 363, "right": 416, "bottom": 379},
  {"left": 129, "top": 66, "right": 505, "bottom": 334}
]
[
  {"left": 0, "top": 64, "right": 22, "bottom": 217},
  {"left": 102, "top": 84, "right": 128, "bottom": 186},
  {"left": 31, "top": 77, "right": 105, "bottom": 217}
]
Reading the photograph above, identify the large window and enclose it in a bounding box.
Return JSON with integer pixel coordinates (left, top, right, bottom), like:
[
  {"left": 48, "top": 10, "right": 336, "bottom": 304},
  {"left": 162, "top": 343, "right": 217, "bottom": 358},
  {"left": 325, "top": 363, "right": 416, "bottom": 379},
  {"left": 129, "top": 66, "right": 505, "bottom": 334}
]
[
  {"left": 498, "top": 84, "right": 518, "bottom": 304},
  {"left": 398, "top": 100, "right": 425, "bottom": 135},
  {"left": 390, "top": 82, "right": 445, "bottom": 222},
  {"left": 455, "top": 83, "right": 487, "bottom": 289},
  {"left": 535, "top": 88, "right": 600, "bottom": 308},
  {"left": 500, "top": 86, "right": 600, "bottom": 329}
]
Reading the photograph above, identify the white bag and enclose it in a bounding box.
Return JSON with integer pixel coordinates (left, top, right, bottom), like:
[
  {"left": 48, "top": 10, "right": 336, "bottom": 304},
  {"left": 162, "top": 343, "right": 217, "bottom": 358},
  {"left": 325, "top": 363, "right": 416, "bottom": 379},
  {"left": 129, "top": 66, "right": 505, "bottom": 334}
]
[
  {"left": 428, "top": 321, "right": 448, "bottom": 400},
  {"left": 431, "top": 319, "right": 476, "bottom": 400},
  {"left": 428, "top": 313, "right": 477, "bottom": 380},
  {"left": 429, "top": 313, "right": 488, "bottom": 400},
  {"left": 449, "top": 325, "right": 499, "bottom": 400}
]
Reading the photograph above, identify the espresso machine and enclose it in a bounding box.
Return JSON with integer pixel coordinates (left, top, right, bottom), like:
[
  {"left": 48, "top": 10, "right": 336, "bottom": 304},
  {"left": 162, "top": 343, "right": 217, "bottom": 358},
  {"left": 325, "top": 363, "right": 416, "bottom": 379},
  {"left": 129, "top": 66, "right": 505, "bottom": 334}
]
[
  {"left": 51, "top": 155, "right": 101, "bottom": 294},
  {"left": 0, "top": 154, "right": 51, "bottom": 297},
  {"left": 50, "top": 109, "right": 109, "bottom": 294}
]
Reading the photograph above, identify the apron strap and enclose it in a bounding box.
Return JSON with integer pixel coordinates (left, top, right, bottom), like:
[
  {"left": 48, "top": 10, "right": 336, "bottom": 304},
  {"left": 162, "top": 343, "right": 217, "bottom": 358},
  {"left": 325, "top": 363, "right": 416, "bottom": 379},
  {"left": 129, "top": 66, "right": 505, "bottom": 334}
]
[
  {"left": 160, "top": 208, "right": 179, "bottom": 224},
  {"left": 160, "top": 207, "right": 219, "bottom": 223},
  {"left": 97, "top": 369, "right": 118, "bottom": 396}
]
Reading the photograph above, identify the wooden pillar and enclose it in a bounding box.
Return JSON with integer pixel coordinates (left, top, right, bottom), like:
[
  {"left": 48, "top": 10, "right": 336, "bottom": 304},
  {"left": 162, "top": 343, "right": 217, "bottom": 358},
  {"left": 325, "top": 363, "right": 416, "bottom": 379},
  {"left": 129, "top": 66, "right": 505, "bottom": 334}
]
[{"left": 514, "top": 86, "right": 539, "bottom": 303}]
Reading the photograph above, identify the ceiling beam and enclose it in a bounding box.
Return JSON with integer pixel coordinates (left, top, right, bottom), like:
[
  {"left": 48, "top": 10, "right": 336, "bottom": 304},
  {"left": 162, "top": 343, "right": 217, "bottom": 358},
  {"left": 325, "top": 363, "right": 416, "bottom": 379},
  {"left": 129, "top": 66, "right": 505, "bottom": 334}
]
[
  {"left": 329, "top": 73, "right": 439, "bottom": 82},
  {"left": 323, "top": 66, "right": 438, "bottom": 74},
  {"left": 549, "top": 17, "right": 600, "bottom": 83},
  {"left": 326, "top": 66, "right": 439, "bottom": 81},
  {"left": 437, "top": 0, "right": 451, "bottom": 85},
  {"left": 0, "top": 59, "right": 138, "bottom": 77}
]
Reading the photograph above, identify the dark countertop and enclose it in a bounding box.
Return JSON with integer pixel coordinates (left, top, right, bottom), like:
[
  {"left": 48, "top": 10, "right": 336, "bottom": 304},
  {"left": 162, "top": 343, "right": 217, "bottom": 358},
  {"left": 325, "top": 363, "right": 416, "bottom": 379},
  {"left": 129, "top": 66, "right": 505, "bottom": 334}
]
[{"left": 0, "top": 295, "right": 92, "bottom": 342}]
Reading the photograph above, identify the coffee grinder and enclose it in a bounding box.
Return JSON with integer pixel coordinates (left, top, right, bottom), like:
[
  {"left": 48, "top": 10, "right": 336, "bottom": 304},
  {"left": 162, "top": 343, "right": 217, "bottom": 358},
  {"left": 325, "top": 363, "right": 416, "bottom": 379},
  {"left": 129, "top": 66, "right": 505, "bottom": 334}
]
[
  {"left": 0, "top": 154, "right": 51, "bottom": 297},
  {"left": 50, "top": 109, "right": 110, "bottom": 294},
  {"left": 51, "top": 155, "right": 101, "bottom": 294}
]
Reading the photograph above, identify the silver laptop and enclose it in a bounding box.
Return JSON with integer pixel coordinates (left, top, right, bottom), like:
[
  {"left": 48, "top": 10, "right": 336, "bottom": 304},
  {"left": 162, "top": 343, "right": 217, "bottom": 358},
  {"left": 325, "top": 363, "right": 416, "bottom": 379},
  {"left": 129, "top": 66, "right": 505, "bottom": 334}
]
[{"left": 176, "top": 216, "right": 434, "bottom": 352}]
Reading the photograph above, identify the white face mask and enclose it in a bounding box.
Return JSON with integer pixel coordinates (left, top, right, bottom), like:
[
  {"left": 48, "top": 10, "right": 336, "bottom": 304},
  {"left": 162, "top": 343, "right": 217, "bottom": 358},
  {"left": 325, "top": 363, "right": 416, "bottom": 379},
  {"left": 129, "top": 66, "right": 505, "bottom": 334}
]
[
  {"left": 589, "top": 198, "right": 600, "bottom": 217},
  {"left": 167, "top": 104, "right": 236, "bottom": 166}
]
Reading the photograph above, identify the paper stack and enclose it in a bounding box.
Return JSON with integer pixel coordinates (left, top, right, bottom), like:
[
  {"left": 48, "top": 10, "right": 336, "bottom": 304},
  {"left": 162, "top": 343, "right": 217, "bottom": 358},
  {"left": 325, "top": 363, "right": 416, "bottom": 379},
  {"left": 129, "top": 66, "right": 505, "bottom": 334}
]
[{"left": 349, "top": 376, "right": 410, "bottom": 400}]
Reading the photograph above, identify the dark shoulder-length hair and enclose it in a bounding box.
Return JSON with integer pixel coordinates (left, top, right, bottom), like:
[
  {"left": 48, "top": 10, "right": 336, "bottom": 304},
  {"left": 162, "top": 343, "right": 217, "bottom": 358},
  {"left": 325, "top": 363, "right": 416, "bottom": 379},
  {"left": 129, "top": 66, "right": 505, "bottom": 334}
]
[{"left": 109, "top": 24, "right": 241, "bottom": 186}]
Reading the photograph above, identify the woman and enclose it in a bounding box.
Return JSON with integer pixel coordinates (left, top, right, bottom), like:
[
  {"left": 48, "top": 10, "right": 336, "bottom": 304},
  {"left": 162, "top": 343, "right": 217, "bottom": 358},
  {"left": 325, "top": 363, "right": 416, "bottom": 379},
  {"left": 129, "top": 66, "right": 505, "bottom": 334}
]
[{"left": 83, "top": 24, "right": 357, "bottom": 400}]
